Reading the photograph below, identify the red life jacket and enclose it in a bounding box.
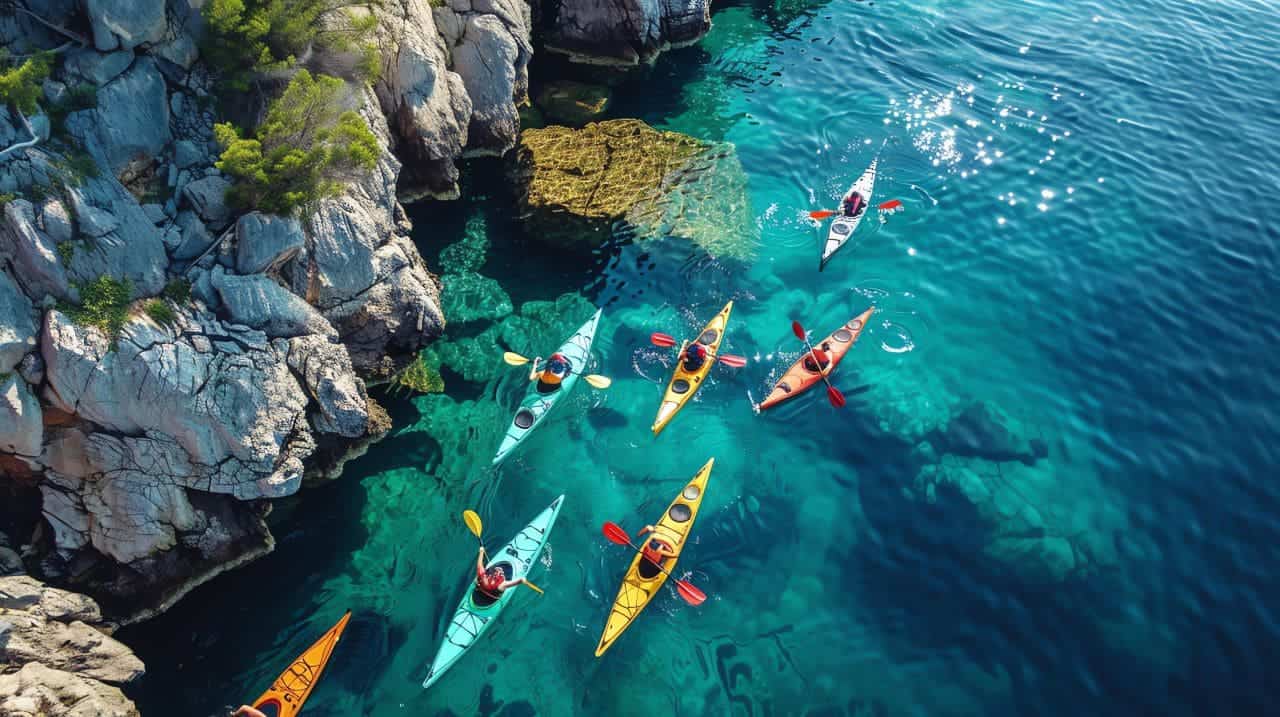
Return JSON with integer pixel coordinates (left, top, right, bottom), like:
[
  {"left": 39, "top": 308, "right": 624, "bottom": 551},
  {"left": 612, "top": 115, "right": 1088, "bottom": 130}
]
[
  {"left": 641, "top": 539, "right": 669, "bottom": 566},
  {"left": 477, "top": 568, "right": 506, "bottom": 596}
]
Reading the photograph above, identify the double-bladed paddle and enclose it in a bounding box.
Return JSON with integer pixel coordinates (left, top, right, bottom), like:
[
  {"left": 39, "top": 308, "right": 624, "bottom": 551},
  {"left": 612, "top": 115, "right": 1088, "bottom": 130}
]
[
  {"left": 502, "top": 352, "right": 612, "bottom": 389},
  {"left": 463, "top": 509, "right": 544, "bottom": 595},
  {"left": 809, "top": 199, "right": 902, "bottom": 221},
  {"left": 601, "top": 522, "right": 707, "bottom": 606},
  {"left": 648, "top": 333, "right": 747, "bottom": 367},
  {"left": 790, "top": 321, "right": 846, "bottom": 408}
]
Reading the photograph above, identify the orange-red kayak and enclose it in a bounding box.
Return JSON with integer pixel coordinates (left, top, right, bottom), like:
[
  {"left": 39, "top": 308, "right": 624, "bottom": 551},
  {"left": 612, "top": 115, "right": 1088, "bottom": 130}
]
[
  {"left": 758, "top": 308, "right": 874, "bottom": 410},
  {"left": 250, "top": 611, "right": 351, "bottom": 717}
]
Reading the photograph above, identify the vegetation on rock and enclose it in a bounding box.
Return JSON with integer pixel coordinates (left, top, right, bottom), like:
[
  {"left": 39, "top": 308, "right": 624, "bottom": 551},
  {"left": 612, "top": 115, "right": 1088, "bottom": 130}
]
[
  {"left": 203, "top": 0, "right": 383, "bottom": 87},
  {"left": 0, "top": 52, "right": 51, "bottom": 115},
  {"left": 393, "top": 353, "right": 445, "bottom": 394},
  {"left": 214, "top": 70, "right": 380, "bottom": 215},
  {"left": 63, "top": 276, "right": 133, "bottom": 342},
  {"left": 162, "top": 279, "right": 192, "bottom": 304}
]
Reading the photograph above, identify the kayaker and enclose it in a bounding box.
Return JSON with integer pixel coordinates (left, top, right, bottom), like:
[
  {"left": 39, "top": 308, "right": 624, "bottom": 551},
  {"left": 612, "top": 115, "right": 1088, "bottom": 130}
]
[
  {"left": 803, "top": 341, "right": 833, "bottom": 373},
  {"left": 637, "top": 525, "right": 677, "bottom": 567},
  {"left": 682, "top": 342, "right": 709, "bottom": 372},
  {"left": 843, "top": 193, "right": 865, "bottom": 217},
  {"left": 476, "top": 546, "right": 525, "bottom": 597},
  {"left": 530, "top": 352, "right": 572, "bottom": 390},
  {"left": 230, "top": 707, "right": 267, "bottom": 717}
]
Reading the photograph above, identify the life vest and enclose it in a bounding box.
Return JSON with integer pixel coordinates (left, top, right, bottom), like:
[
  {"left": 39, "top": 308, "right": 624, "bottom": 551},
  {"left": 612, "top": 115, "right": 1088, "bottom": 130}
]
[
  {"left": 641, "top": 538, "right": 670, "bottom": 566},
  {"left": 804, "top": 348, "right": 831, "bottom": 373},
  {"left": 541, "top": 354, "right": 570, "bottom": 386},
  {"left": 477, "top": 567, "right": 506, "bottom": 596}
]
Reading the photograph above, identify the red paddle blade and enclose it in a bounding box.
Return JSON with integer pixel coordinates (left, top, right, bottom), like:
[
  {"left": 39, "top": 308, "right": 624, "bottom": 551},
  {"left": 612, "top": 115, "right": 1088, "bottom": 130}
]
[
  {"left": 602, "top": 522, "right": 631, "bottom": 545},
  {"left": 827, "top": 385, "right": 847, "bottom": 408},
  {"left": 808, "top": 210, "right": 836, "bottom": 220},
  {"left": 878, "top": 199, "right": 903, "bottom": 211},
  {"left": 676, "top": 580, "right": 707, "bottom": 606},
  {"left": 791, "top": 321, "right": 807, "bottom": 340},
  {"left": 717, "top": 354, "right": 747, "bottom": 368},
  {"left": 650, "top": 332, "right": 677, "bottom": 348}
]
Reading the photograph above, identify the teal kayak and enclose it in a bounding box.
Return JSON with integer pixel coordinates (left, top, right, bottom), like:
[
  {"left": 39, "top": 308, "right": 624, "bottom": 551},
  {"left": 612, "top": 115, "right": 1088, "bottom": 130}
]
[
  {"left": 421, "top": 495, "right": 564, "bottom": 689},
  {"left": 492, "top": 308, "right": 602, "bottom": 465}
]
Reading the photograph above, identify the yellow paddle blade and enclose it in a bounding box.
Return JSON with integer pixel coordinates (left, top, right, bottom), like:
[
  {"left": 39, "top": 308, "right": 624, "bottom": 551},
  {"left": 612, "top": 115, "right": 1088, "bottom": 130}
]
[
  {"left": 522, "top": 580, "right": 544, "bottom": 595},
  {"left": 584, "top": 374, "right": 612, "bottom": 389},
  {"left": 503, "top": 352, "right": 531, "bottom": 366},
  {"left": 462, "top": 510, "right": 483, "bottom": 539}
]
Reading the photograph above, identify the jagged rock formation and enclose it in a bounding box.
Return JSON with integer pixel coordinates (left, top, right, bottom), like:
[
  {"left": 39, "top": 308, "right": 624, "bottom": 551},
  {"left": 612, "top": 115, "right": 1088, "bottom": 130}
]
[
  {"left": 0, "top": 575, "right": 143, "bottom": 716},
  {"left": 542, "top": 0, "right": 712, "bottom": 66}
]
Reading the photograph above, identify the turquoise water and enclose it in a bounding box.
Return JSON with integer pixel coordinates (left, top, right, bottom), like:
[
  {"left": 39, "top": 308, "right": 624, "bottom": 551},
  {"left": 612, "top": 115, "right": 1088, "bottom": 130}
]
[{"left": 123, "top": 1, "right": 1280, "bottom": 715}]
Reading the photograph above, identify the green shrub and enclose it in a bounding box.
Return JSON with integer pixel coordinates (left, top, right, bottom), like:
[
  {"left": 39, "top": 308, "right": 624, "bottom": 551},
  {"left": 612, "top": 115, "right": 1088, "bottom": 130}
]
[
  {"left": 202, "top": 0, "right": 382, "bottom": 88},
  {"left": 46, "top": 83, "right": 97, "bottom": 139},
  {"left": 63, "top": 276, "right": 133, "bottom": 342},
  {"left": 0, "top": 193, "right": 15, "bottom": 208},
  {"left": 214, "top": 70, "right": 379, "bottom": 215},
  {"left": 143, "top": 299, "right": 177, "bottom": 326},
  {"left": 162, "top": 279, "right": 192, "bottom": 304},
  {"left": 0, "top": 52, "right": 51, "bottom": 115},
  {"left": 53, "top": 152, "right": 101, "bottom": 186},
  {"left": 56, "top": 240, "right": 77, "bottom": 264}
]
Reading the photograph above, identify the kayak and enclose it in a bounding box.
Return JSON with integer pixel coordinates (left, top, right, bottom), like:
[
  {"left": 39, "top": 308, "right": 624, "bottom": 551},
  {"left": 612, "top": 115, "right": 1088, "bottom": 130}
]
[
  {"left": 493, "top": 309, "right": 602, "bottom": 465},
  {"left": 422, "top": 495, "right": 564, "bottom": 688},
  {"left": 595, "top": 458, "right": 713, "bottom": 657},
  {"left": 651, "top": 301, "right": 733, "bottom": 435},
  {"left": 821, "top": 158, "right": 878, "bottom": 270},
  {"left": 250, "top": 610, "right": 351, "bottom": 717},
  {"left": 758, "top": 308, "right": 874, "bottom": 411}
]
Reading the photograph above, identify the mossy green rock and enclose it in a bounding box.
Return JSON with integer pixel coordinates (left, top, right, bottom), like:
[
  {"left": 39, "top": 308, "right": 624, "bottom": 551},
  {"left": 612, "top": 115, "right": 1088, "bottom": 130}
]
[
  {"left": 512, "top": 119, "right": 758, "bottom": 259},
  {"left": 535, "top": 81, "right": 612, "bottom": 126}
]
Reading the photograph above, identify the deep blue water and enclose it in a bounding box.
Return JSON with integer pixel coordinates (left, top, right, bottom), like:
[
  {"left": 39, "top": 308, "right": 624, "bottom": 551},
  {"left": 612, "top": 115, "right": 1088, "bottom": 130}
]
[{"left": 123, "top": 0, "right": 1280, "bottom": 715}]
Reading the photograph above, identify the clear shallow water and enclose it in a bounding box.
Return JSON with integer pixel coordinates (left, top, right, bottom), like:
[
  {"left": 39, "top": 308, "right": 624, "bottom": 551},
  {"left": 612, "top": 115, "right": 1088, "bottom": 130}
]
[{"left": 123, "top": 1, "right": 1280, "bottom": 715}]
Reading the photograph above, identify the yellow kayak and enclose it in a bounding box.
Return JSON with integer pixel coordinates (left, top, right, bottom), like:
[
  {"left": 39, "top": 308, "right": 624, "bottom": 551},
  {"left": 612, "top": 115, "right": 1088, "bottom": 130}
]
[
  {"left": 652, "top": 301, "right": 734, "bottom": 435},
  {"left": 250, "top": 611, "right": 351, "bottom": 717},
  {"left": 595, "top": 458, "right": 714, "bottom": 657}
]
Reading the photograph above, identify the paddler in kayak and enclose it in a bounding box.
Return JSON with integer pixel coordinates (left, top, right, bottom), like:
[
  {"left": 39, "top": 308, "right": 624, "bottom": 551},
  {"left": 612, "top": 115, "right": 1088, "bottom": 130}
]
[
  {"left": 843, "top": 192, "right": 866, "bottom": 217},
  {"left": 529, "top": 352, "right": 572, "bottom": 392},
  {"left": 230, "top": 707, "right": 267, "bottom": 717},
  {"left": 637, "top": 525, "right": 678, "bottom": 569},
  {"left": 476, "top": 545, "right": 527, "bottom": 599},
  {"left": 803, "top": 340, "right": 834, "bottom": 373},
  {"left": 681, "top": 342, "right": 710, "bottom": 372}
]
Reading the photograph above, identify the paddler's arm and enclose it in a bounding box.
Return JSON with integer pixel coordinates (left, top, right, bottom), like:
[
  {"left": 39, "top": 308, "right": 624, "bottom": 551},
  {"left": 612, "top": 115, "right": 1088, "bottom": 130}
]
[
  {"left": 498, "top": 576, "right": 526, "bottom": 590},
  {"left": 638, "top": 525, "right": 655, "bottom": 536},
  {"left": 527, "top": 357, "right": 543, "bottom": 381},
  {"left": 231, "top": 707, "right": 268, "bottom": 717},
  {"left": 476, "top": 547, "right": 487, "bottom": 578}
]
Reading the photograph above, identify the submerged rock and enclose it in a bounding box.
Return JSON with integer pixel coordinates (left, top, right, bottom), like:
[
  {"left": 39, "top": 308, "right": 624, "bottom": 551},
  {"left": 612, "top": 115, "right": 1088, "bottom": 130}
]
[
  {"left": 535, "top": 80, "right": 611, "bottom": 126},
  {"left": 543, "top": 0, "right": 712, "bottom": 66},
  {"left": 441, "top": 272, "right": 513, "bottom": 325},
  {"left": 512, "top": 119, "right": 757, "bottom": 258}
]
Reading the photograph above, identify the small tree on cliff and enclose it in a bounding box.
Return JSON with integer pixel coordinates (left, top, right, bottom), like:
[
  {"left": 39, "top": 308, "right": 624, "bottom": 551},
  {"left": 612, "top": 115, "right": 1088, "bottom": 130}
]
[
  {"left": 214, "top": 70, "right": 380, "bottom": 216},
  {"left": 0, "top": 51, "right": 51, "bottom": 160},
  {"left": 203, "top": 0, "right": 383, "bottom": 88}
]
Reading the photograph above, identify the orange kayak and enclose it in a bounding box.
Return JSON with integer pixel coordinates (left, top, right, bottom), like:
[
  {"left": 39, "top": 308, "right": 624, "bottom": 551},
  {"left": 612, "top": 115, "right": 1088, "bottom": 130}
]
[
  {"left": 758, "top": 308, "right": 874, "bottom": 410},
  {"left": 250, "top": 611, "right": 351, "bottom": 717}
]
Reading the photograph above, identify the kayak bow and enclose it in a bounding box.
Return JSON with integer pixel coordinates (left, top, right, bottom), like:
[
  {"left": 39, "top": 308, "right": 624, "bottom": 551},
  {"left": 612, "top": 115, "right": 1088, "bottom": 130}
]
[
  {"left": 494, "top": 310, "right": 603, "bottom": 465},
  {"left": 759, "top": 308, "right": 874, "bottom": 410},
  {"left": 422, "top": 496, "right": 564, "bottom": 688},
  {"left": 250, "top": 611, "right": 351, "bottom": 717},
  {"left": 652, "top": 302, "right": 733, "bottom": 435},
  {"left": 595, "top": 459, "right": 713, "bottom": 657}
]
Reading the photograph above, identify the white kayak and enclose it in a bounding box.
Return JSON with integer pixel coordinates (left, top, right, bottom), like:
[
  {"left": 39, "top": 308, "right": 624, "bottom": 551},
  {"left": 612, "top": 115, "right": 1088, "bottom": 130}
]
[
  {"left": 492, "top": 309, "right": 602, "bottom": 465},
  {"left": 421, "top": 495, "right": 564, "bottom": 689},
  {"left": 821, "top": 157, "right": 878, "bottom": 270}
]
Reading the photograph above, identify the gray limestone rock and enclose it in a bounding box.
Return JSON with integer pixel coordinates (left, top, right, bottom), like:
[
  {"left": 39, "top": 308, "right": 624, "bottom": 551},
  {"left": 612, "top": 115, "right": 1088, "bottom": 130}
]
[
  {"left": 211, "top": 268, "right": 337, "bottom": 340},
  {"left": 0, "top": 373, "right": 42, "bottom": 458},
  {"left": 0, "top": 663, "right": 140, "bottom": 717},
  {"left": 449, "top": 12, "right": 528, "bottom": 156},
  {"left": 0, "top": 268, "right": 37, "bottom": 372},
  {"left": 287, "top": 335, "right": 369, "bottom": 438},
  {"left": 235, "top": 212, "right": 305, "bottom": 275},
  {"left": 0, "top": 199, "right": 68, "bottom": 301},
  {"left": 181, "top": 176, "right": 233, "bottom": 231},
  {"left": 83, "top": 0, "right": 167, "bottom": 52},
  {"left": 545, "top": 0, "right": 711, "bottom": 66},
  {"left": 66, "top": 58, "right": 170, "bottom": 175},
  {"left": 62, "top": 49, "right": 134, "bottom": 86}
]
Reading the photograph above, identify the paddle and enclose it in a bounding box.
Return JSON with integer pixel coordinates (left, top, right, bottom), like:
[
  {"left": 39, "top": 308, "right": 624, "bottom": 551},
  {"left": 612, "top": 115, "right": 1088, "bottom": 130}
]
[
  {"left": 808, "top": 209, "right": 837, "bottom": 220},
  {"left": 463, "top": 510, "right": 544, "bottom": 595},
  {"left": 790, "top": 321, "right": 846, "bottom": 408},
  {"left": 502, "top": 352, "right": 612, "bottom": 389},
  {"left": 649, "top": 333, "right": 746, "bottom": 367},
  {"left": 601, "top": 522, "right": 707, "bottom": 606}
]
